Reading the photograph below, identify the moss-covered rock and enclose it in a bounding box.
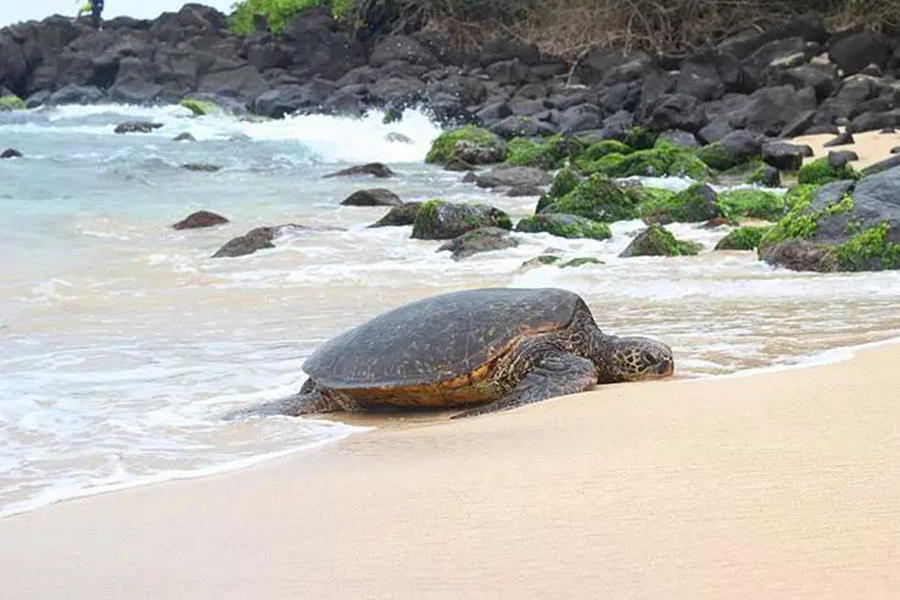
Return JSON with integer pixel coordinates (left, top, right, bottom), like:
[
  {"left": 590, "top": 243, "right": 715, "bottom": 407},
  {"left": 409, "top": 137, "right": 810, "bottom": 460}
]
[
  {"left": 515, "top": 213, "right": 612, "bottom": 240},
  {"left": 834, "top": 223, "right": 900, "bottom": 271},
  {"left": 504, "top": 135, "right": 583, "bottom": 170},
  {"left": 179, "top": 98, "right": 220, "bottom": 116},
  {"left": 0, "top": 95, "right": 26, "bottom": 111},
  {"left": 369, "top": 202, "right": 422, "bottom": 228},
  {"left": 783, "top": 184, "right": 819, "bottom": 210},
  {"left": 759, "top": 190, "right": 854, "bottom": 250},
  {"left": 573, "top": 140, "right": 633, "bottom": 172},
  {"left": 716, "top": 189, "right": 786, "bottom": 221},
  {"left": 797, "top": 157, "right": 859, "bottom": 185},
  {"left": 411, "top": 200, "right": 512, "bottom": 240},
  {"left": 639, "top": 183, "right": 721, "bottom": 224},
  {"left": 619, "top": 225, "right": 702, "bottom": 257},
  {"left": 520, "top": 254, "right": 563, "bottom": 270},
  {"left": 714, "top": 226, "right": 773, "bottom": 250},
  {"left": 425, "top": 126, "right": 506, "bottom": 166},
  {"left": 591, "top": 140, "right": 710, "bottom": 179},
  {"left": 559, "top": 257, "right": 603, "bottom": 268},
  {"left": 623, "top": 126, "right": 658, "bottom": 150},
  {"left": 541, "top": 175, "right": 638, "bottom": 222}
]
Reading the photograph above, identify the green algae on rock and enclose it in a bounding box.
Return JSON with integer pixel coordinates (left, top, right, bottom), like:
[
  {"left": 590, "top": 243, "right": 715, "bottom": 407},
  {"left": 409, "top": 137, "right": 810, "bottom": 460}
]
[
  {"left": 540, "top": 174, "right": 638, "bottom": 222},
  {"left": 179, "top": 98, "right": 221, "bottom": 116},
  {"left": 412, "top": 199, "right": 512, "bottom": 240},
  {"left": 515, "top": 214, "right": 612, "bottom": 240},
  {"left": 425, "top": 126, "right": 506, "bottom": 166},
  {"left": 716, "top": 189, "right": 786, "bottom": 221},
  {"left": 559, "top": 257, "right": 603, "bottom": 268},
  {"left": 0, "top": 95, "right": 26, "bottom": 111},
  {"left": 504, "top": 135, "right": 582, "bottom": 170},
  {"left": 620, "top": 224, "right": 702, "bottom": 257},
  {"left": 797, "top": 157, "right": 859, "bottom": 185},
  {"left": 715, "top": 226, "right": 773, "bottom": 251}
]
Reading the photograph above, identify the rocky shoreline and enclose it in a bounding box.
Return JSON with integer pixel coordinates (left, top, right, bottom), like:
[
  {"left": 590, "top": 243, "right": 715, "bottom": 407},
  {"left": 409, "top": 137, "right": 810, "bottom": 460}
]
[{"left": 3, "top": 3, "right": 900, "bottom": 273}]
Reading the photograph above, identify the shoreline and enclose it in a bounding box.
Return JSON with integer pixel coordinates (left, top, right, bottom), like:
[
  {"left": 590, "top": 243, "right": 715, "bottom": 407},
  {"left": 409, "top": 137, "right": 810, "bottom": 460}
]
[
  {"left": 3, "top": 340, "right": 900, "bottom": 598},
  {"left": 3, "top": 332, "right": 899, "bottom": 523}
]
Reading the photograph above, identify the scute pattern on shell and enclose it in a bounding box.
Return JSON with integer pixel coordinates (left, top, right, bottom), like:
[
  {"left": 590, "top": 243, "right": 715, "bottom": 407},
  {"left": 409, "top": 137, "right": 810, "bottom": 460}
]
[{"left": 303, "top": 288, "right": 582, "bottom": 389}]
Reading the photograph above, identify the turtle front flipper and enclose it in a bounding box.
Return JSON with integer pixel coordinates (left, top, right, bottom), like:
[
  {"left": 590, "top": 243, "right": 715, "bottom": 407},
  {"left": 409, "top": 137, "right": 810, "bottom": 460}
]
[
  {"left": 451, "top": 353, "right": 598, "bottom": 419},
  {"left": 223, "top": 379, "right": 340, "bottom": 419}
]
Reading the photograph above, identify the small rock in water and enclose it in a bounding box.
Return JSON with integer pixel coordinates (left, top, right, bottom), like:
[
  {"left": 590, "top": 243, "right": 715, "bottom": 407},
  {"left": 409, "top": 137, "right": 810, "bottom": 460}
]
[
  {"left": 368, "top": 202, "right": 422, "bottom": 228},
  {"left": 702, "top": 216, "right": 740, "bottom": 229},
  {"left": 173, "top": 210, "right": 229, "bottom": 230},
  {"left": 880, "top": 127, "right": 896, "bottom": 135},
  {"left": 385, "top": 132, "right": 413, "bottom": 144},
  {"left": 324, "top": 163, "right": 395, "bottom": 179},
  {"left": 173, "top": 132, "right": 196, "bottom": 142},
  {"left": 759, "top": 239, "right": 838, "bottom": 272},
  {"left": 181, "top": 163, "right": 221, "bottom": 172},
  {"left": 437, "top": 227, "right": 518, "bottom": 260},
  {"left": 114, "top": 121, "right": 163, "bottom": 134},
  {"left": 823, "top": 131, "right": 854, "bottom": 148},
  {"left": 341, "top": 189, "right": 401, "bottom": 207},
  {"left": 891, "top": 146, "right": 900, "bottom": 155},
  {"left": 1, "top": 148, "right": 23, "bottom": 159},
  {"left": 559, "top": 257, "right": 603, "bottom": 268},
  {"left": 213, "top": 226, "right": 285, "bottom": 258},
  {"left": 461, "top": 172, "right": 478, "bottom": 183},
  {"left": 827, "top": 150, "right": 858, "bottom": 169},
  {"left": 476, "top": 166, "right": 553, "bottom": 190}
]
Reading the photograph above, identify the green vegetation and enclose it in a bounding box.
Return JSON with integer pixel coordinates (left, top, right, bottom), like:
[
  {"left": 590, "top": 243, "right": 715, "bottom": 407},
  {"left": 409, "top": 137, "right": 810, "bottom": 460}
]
[
  {"left": 515, "top": 214, "right": 612, "bottom": 240},
  {"left": 179, "top": 98, "right": 219, "bottom": 116},
  {"left": 835, "top": 223, "right": 900, "bottom": 271},
  {"left": 504, "top": 135, "right": 579, "bottom": 169},
  {"left": 230, "top": 0, "right": 354, "bottom": 34},
  {"left": 797, "top": 157, "right": 859, "bottom": 185},
  {"left": 623, "top": 126, "right": 657, "bottom": 150},
  {"left": 783, "top": 184, "right": 819, "bottom": 210},
  {"left": 759, "top": 193, "right": 854, "bottom": 250},
  {"left": 0, "top": 95, "right": 26, "bottom": 111},
  {"left": 412, "top": 199, "right": 512, "bottom": 239},
  {"left": 573, "top": 140, "right": 632, "bottom": 172},
  {"left": 715, "top": 226, "right": 773, "bottom": 251},
  {"left": 425, "top": 125, "right": 506, "bottom": 165},
  {"left": 576, "top": 140, "right": 708, "bottom": 179},
  {"left": 716, "top": 189, "right": 786, "bottom": 221},
  {"left": 541, "top": 174, "right": 638, "bottom": 222}
]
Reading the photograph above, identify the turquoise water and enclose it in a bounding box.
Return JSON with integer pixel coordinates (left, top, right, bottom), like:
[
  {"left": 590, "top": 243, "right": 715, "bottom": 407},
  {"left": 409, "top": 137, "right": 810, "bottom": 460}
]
[{"left": 3, "top": 103, "right": 900, "bottom": 518}]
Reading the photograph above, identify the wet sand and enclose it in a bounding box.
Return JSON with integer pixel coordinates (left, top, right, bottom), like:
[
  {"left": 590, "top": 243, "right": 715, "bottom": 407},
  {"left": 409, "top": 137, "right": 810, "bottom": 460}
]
[{"left": 2, "top": 342, "right": 899, "bottom": 599}]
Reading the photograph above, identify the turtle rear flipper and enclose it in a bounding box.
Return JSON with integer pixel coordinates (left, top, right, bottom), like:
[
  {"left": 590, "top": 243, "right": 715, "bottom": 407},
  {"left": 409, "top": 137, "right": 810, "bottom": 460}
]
[
  {"left": 451, "top": 353, "right": 597, "bottom": 419},
  {"left": 224, "top": 379, "right": 339, "bottom": 419}
]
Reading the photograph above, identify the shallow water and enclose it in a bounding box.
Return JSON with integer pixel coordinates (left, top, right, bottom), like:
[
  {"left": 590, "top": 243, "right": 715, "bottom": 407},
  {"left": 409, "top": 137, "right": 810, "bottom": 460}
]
[{"left": 2, "top": 104, "right": 900, "bottom": 518}]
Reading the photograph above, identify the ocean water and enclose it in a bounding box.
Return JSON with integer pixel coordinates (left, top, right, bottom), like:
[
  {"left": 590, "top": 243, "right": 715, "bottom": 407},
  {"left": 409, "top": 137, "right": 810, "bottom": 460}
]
[{"left": 3, "top": 104, "right": 900, "bottom": 518}]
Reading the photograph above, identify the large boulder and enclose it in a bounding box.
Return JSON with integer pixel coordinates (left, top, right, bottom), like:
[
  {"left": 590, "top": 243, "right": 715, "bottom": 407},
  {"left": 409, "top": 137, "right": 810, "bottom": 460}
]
[
  {"left": 437, "top": 227, "right": 518, "bottom": 260},
  {"left": 829, "top": 32, "right": 892, "bottom": 76},
  {"left": 762, "top": 142, "right": 812, "bottom": 171},
  {"left": 254, "top": 80, "right": 335, "bottom": 118},
  {"left": 411, "top": 200, "right": 512, "bottom": 240},
  {"left": 759, "top": 168, "right": 900, "bottom": 271}
]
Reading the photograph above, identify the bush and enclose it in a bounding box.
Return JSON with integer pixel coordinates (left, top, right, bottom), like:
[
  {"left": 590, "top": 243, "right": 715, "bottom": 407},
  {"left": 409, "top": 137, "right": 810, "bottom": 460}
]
[{"left": 230, "top": 0, "right": 352, "bottom": 34}]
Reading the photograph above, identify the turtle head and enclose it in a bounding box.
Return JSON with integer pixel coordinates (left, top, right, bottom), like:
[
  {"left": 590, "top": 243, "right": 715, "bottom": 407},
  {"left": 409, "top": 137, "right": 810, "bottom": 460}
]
[{"left": 599, "top": 336, "right": 673, "bottom": 383}]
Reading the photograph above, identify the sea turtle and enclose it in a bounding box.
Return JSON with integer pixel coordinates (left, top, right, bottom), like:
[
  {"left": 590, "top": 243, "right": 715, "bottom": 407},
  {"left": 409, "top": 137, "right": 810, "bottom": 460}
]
[{"left": 236, "top": 288, "right": 673, "bottom": 419}]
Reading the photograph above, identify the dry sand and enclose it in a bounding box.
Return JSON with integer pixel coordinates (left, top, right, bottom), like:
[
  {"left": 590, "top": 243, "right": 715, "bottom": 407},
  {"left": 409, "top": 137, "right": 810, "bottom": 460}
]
[
  {"left": 2, "top": 342, "right": 900, "bottom": 599},
  {"left": 794, "top": 129, "right": 900, "bottom": 170}
]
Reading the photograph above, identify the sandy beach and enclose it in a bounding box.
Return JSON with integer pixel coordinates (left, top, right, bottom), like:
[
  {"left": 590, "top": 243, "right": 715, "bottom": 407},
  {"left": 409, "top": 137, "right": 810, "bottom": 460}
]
[
  {"left": 2, "top": 341, "right": 899, "bottom": 599},
  {"left": 795, "top": 129, "right": 900, "bottom": 170}
]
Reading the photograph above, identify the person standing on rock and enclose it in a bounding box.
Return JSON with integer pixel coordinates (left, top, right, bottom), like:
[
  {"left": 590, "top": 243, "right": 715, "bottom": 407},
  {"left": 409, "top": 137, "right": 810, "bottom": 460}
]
[{"left": 76, "top": 0, "right": 104, "bottom": 30}]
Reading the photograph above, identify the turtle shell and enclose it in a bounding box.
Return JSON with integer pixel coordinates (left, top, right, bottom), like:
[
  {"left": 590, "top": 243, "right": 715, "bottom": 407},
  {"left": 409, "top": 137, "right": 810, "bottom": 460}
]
[{"left": 304, "top": 287, "right": 586, "bottom": 389}]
